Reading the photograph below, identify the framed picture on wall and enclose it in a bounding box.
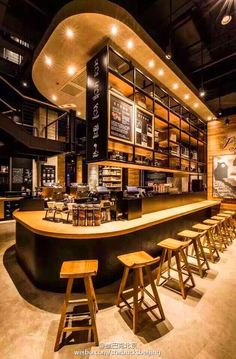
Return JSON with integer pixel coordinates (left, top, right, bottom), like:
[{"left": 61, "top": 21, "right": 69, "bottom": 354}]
[
  {"left": 213, "top": 154, "right": 236, "bottom": 199},
  {"left": 135, "top": 106, "right": 154, "bottom": 149}
]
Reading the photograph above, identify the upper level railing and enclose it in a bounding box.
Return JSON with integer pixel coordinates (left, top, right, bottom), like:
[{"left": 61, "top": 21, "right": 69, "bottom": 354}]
[{"left": 0, "top": 75, "right": 70, "bottom": 142}]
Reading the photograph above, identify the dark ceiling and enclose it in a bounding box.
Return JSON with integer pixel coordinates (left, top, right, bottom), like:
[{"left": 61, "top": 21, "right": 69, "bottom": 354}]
[{"left": 0, "top": 0, "right": 236, "bottom": 116}]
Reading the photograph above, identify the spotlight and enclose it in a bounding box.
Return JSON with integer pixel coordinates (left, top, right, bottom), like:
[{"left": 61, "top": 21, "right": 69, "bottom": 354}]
[
  {"left": 22, "top": 81, "right": 27, "bottom": 87},
  {"left": 221, "top": 15, "right": 232, "bottom": 25},
  {"left": 165, "top": 45, "right": 172, "bottom": 60},
  {"left": 218, "top": 109, "right": 222, "bottom": 117},
  {"left": 199, "top": 87, "right": 206, "bottom": 97}
]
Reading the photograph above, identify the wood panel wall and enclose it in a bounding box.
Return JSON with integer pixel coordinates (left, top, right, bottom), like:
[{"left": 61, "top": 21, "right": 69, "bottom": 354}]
[
  {"left": 128, "top": 169, "right": 140, "bottom": 186},
  {"left": 208, "top": 116, "right": 236, "bottom": 209}
]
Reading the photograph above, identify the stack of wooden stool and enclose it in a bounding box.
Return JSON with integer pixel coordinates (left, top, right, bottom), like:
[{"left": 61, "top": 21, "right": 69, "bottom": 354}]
[
  {"left": 177, "top": 230, "right": 210, "bottom": 278},
  {"left": 217, "top": 213, "right": 235, "bottom": 242},
  {"left": 192, "top": 223, "right": 220, "bottom": 263},
  {"left": 54, "top": 260, "right": 99, "bottom": 351},
  {"left": 116, "top": 251, "right": 165, "bottom": 333},
  {"left": 156, "top": 238, "right": 195, "bottom": 299}
]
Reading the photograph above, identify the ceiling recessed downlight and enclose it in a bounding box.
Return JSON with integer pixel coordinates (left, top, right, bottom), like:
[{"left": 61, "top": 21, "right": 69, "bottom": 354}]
[
  {"left": 66, "top": 28, "right": 74, "bottom": 38},
  {"left": 194, "top": 103, "right": 199, "bottom": 108},
  {"left": 127, "top": 40, "right": 133, "bottom": 49},
  {"left": 52, "top": 95, "right": 57, "bottom": 101},
  {"left": 184, "top": 94, "right": 190, "bottom": 100},
  {"left": 173, "top": 83, "right": 179, "bottom": 90},
  {"left": 67, "top": 66, "right": 76, "bottom": 76},
  {"left": 111, "top": 25, "right": 118, "bottom": 35},
  {"left": 158, "top": 69, "right": 164, "bottom": 76},
  {"left": 45, "top": 55, "right": 52, "bottom": 66},
  {"left": 148, "top": 60, "right": 154, "bottom": 68}
]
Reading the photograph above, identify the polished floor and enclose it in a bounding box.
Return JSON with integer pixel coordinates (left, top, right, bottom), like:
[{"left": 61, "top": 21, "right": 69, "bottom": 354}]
[{"left": 0, "top": 221, "right": 236, "bottom": 359}]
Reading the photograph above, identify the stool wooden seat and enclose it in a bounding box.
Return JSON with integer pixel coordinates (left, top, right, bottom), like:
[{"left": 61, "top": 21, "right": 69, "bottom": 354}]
[
  {"left": 211, "top": 216, "right": 231, "bottom": 245},
  {"left": 203, "top": 219, "right": 226, "bottom": 252},
  {"left": 54, "top": 260, "right": 99, "bottom": 351},
  {"left": 157, "top": 238, "right": 195, "bottom": 299},
  {"left": 223, "top": 211, "right": 236, "bottom": 234},
  {"left": 177, "top": 230, "right": 210, "bottom": 278},
  {"left": 192, "top": 223, "right": 220, "bottom": 263},
  {"left": 117, "top": 251, "right": 165, "bottom": 333},
  {"left": 223, "top": 210, "right": 235, "bottom": 215}
]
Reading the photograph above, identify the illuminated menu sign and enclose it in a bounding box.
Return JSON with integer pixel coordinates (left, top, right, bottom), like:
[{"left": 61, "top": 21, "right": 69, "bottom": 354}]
[
  {"left": 135, "top": 107, "right": 154, "bottom": 149},
  {"left": 109, "top": 92, "right": 133, "bottom": 144}
]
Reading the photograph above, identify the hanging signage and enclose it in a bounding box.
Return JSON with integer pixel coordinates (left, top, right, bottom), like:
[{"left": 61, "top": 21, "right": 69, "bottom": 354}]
[
  {"left": 135, "top": 106, "right": 154, "bottom": 149},
  {"left": 86, "top": 47, "right": 108, "bottom": 162},
  {"left": 109, "top": 91, "right": 134, "bottom": 144}
]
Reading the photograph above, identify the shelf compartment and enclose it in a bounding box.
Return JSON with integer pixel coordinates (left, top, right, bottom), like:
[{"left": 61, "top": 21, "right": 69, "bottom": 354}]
[{"left": 109, "top": 72, "right": 134, "bottom": 99}]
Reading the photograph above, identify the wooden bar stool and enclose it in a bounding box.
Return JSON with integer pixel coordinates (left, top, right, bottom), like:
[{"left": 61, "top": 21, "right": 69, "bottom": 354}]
[
  {"left": 203, "top": 219, "right": 226, "bottom": 252},
  {"left": 217, "top": 213, "right": 235, "bottom": 241},
  {"left": 116, "top": 251, "right": 165, "bottom": 334},
  {"left": 211, "top": 216, "right": 231, "bottom": 246},
  {"left": 192, "top": 223, "right": 220, "bottom": 263},
  {"left": 177, "top": 230, "right": 210, "bottom": 278},
  {"left": 156, "top": 238, "right": 195, "bottom": 299},
  {"left": 223, "top": 211, "right": 236, "bottom": 234},
  {"left": 54, "top": 260, "right": 99, "bottom": 351}
]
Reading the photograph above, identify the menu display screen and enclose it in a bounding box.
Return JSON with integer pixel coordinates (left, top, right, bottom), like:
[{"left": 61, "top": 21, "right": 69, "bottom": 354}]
[
  {"left": 135, "top": 107, "right": 154, "bottom": 149},
  {"left": 109, "top": 92, "right": 134, "bottom": 144}
]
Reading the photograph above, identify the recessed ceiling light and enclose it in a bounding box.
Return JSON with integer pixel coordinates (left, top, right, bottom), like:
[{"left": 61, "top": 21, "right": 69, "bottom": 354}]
[
  {"left": 67, "top": 65, "right": 76, "bottom": 76},
  {"left": 148, "top": 60, "right": 155, "bottom": 68},
  {"left": 22, "top": 81, "right": 27, "bottom": 87},
  {"left": 173, "top": 83, "right": 179, "bottom": 90},
  {"left": 76, "top": 111, "right": 81, "bottom": 116},
  {"left": 52, "top": 95, "right": 57, "bottom": 101},
  {"left": 127, "top": 40, "right": 133, "bottom": 49},
  {"left": 66, "top": 28, "right": 74, "bottom": 38},
  {"left": 207, "top": 116, "right": 212, "bottom": 121},
  {"left": 221, "top": 14, "right": 232, "bottom": 25},
  {"left": 45, "top": 55, "right": 52, "bottom": 66},
  {"left": 194, "top": 103, "right": 199, "bottom": 108},
  {"left": 158, "top": 69, "right": 164, "bottom": 76},
  {"left": 184, "top": 94, "right": 190, "bottom": 100},
  {"left": 111, "top": 25, "right": 118, "bottom": 35}
]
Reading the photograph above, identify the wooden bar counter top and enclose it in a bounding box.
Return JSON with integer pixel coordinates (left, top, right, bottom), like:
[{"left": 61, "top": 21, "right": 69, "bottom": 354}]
[
  {"left": 14, "top": 200, "right": 220, "bottom": 292},
  {"left": 14, "top": 200, "right": 220, "bottom": 239}
]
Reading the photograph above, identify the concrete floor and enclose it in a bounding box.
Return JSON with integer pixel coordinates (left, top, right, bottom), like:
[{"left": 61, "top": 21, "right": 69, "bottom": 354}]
[{"left": 0, "top": 221, "right": 236, "bottom": 359}]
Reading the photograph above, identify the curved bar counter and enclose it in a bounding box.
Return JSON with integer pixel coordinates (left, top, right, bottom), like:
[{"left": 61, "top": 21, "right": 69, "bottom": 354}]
[{"left": 14, "top": 200, "right": 220, "bottom": 292}]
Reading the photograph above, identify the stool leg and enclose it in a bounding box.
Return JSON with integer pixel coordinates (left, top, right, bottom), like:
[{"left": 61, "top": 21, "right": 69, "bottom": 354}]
[
  {"left": 84, "top": 276, "right": 99, "bottom": 346},
  {"left": 133, "top": 268, "right": 139, "bottom": 334},
  {"left": 138, "top": 268, "right": 144, "bottom": 302},
  {"left": 156, "top": 248, "right": 167, "bottom": 285},
  {"left": 116, "top": 267, "right": 129, "bottom": 306},
  {"left": 167, "top": 249, "right": 172, "bottom": 276},
  {"left": 208, "top": 230, "right": 220, "bottom": 260},
  {"left": 204, "top": 231, "right": 215, "bottom": 263},
  {"left": 54, "top": 278, "right": 74, "bottom": 352},
  {"left": 197, "top": 237, "right": 210, "bottom": 270},
  {"left": 192, "top": 240, "right": 204, "bottom": 278},
  {"left": 175, "top": 251, "right": 186, "bottom": 299},
  {"left": 145, "top": 266, "right": 165, "bottom": 320},
  {"left": 180, "top": 248, "right": 195, "bottom": 288},
  {"left": 88, "top": 276, "right": 98, "bottom": 313}
]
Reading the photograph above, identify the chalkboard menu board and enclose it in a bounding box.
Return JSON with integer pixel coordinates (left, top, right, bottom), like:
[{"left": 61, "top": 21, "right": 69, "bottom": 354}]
[
  {"left": 12, "top": 168, "right": 23, "bottom": 184},
  {"left": 135, "top": 106, "right": 154, "bottom": 149},
  {"left": 109, "top": 92, "right": 134, "bottom": 144}
]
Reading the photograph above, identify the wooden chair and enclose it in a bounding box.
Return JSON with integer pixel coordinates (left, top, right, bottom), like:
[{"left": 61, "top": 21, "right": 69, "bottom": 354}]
[
  {"left": 177, "top": 230, "right": 210, "bottom": 278},
  {"left": 156, "top": 238, "right": 195, "bottom": 299},
  {"left": 203, "top": 219, "right": 226, "bottom": 252},
  {"left": 116, "top": 251, "right": 165, "bottom": 334},
  {"left": 54, "top": 260, "right": 99, "bottom": 351},
  {"left": 192, "top": 223, "right": 220, "bottom": 263}
]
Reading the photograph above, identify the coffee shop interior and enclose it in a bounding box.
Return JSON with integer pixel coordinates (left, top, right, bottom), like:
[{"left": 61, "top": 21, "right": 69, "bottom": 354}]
[{"left": 1, "top": 0, "right": 236, "bottom": 358}]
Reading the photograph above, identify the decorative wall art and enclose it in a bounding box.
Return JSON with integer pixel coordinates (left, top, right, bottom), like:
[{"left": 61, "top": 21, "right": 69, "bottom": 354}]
[{"left": 213, "top": 154, "right": 236, "bottom": 199}]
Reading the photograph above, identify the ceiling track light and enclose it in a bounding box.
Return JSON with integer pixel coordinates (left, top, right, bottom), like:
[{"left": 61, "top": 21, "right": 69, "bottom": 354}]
[{"left": 166, "top": 0, "right": 173, "bottom": 60}]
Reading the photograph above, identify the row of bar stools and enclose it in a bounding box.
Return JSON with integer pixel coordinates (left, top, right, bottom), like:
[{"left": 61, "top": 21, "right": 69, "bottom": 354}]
[
  {"left": 223, "top": 211, "right": 236, "bottom": 235},
  {"left": 203, "top": 219, "right": 226, "bottom": 252},
  {"left": 54, "top": 260, "right": 99, "bottom": 351},
  {"left": 177, "top": 230, "right": 210, "bottom": 278},
  {"left": 116, "top": 251, "right": 165, "bottom": 333},
  {"left": 156, "top": 238, "right": 195, "bottom": 299},
  {"left": 192, "top": 223, "right": 220, "bottom": 263}
]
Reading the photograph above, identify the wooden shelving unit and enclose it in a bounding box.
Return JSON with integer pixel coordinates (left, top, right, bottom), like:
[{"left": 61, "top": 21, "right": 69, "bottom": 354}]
[
  {"left": 107, "top": 46, "right": 207, "bottom": 183},
  {"left": 98, "top": 166, "right": 122, "bottom": 190}
]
